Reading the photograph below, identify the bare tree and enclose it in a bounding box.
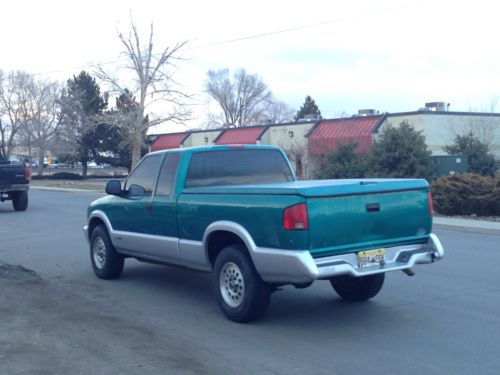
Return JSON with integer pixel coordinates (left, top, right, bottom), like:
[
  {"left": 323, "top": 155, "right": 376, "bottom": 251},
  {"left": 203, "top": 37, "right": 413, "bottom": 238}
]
[
  {"left": 280, "top": 142, "right": 311, "bottom": 180},
  {"left": 203, "top": 112, "right": 226, "bottom": 129},
  {"left": 23, "top": 79, "right": 61, "bottom": 176},
  {"left": 205, "top": 68, "right": 272, "bottom": 127},
  {"left": 487, "top": 94, "right": 498, "bottom": 113},
  {"left": 96, "top": 18, "right": 191, "bottom": 168},
  {"left": 0, "top": 71, "right": 31, "bottom": 159},
  {"left": 261, "top": 97, "right": 295, "bottom": 124},
  {"left": 448, "top": 100, "right": 500, "bottom": 148}
]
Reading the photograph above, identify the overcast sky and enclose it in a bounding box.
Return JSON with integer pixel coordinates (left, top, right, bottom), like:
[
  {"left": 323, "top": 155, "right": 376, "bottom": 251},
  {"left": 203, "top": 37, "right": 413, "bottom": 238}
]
[{"left": 1, "top": 0, "right": 499, "bottom": 132}]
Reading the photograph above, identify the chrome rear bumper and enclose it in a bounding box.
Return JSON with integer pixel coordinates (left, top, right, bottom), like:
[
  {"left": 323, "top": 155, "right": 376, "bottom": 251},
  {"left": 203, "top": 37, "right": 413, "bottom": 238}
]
[{"left": 252, "top": 233, "right": 444, "bottom": 284}]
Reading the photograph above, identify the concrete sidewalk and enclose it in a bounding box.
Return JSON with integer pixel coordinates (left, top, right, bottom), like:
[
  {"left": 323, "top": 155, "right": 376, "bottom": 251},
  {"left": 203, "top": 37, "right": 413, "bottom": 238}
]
[{"left": 433, "top": 216, "right": 500, "bottom": 236}]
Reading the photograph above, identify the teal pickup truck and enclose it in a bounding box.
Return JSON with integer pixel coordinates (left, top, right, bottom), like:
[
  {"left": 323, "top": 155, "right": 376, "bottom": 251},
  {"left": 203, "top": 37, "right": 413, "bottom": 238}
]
[{"left": 84, "top": 145, "right": 444, "bottom": 322}]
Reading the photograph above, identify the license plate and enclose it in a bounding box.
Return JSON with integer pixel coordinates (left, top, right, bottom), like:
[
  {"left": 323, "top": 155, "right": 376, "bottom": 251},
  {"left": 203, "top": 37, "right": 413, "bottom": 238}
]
[{"left": 358, "top": 249, "right": 385, "bottom": 269}]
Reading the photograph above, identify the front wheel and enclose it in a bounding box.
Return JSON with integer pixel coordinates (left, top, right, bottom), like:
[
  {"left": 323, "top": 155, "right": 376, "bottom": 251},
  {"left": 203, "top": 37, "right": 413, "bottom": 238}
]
[
  {"left": 12, "top": 191, "right": 28, "bottom": 211},
  {"left": 90, "top": 225, "right": 124, "bottom": 279},
  {"left": 330, "top": 273, "right": 385, "bottom": 301},
  {"left": 213, "top": 245, "right": 271, "bottom": 323}
]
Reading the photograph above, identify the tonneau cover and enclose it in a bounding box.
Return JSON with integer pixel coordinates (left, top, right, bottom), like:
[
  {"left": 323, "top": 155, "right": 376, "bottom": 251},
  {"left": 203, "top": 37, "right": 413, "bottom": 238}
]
[{"left": 182, "top": 179, "right": 429, "bottom": 197}]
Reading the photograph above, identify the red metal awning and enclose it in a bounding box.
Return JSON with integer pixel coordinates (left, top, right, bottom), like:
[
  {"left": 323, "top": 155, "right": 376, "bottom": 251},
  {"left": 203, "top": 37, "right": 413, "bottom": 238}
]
[
  {"left": 214, "top": 126, "right": 267, "bottom": 145},
  {"left": 150, "top": 132, "right": 189, "bottom": 152},
  {"left": 308, "top": 116, "right": 383, "bottom": 155}
]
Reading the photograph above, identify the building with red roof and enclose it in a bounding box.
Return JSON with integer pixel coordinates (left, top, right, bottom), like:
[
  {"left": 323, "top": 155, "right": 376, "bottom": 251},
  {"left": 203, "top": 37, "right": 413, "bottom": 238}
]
[
  {"left": 147, "top": 104, "right": 500, "bottom": 179},
  {"left": 214, "top": 126, "right": 268, "bottom": 145},
  {"left": 307, "top": 116, "right": 384, "bottom": 156},
  {"left": 150, "top": 132, "right": 190, "bottom": 152}
]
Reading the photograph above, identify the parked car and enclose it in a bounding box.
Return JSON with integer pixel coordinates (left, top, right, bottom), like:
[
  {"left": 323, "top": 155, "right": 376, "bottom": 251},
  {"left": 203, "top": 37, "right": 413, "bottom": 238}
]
[
  {"left": 84, "top": 145, "right": 444, "bottom": 322},
  {"left": 0, "top": 154, "right": 30, "bottom": 211}
]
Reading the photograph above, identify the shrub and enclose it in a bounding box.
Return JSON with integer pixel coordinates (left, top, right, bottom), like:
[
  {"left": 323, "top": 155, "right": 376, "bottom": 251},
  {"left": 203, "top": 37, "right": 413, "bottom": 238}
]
[
  {"left": 443, "top": 132, "right": 497, "bottom": 177},
  {"left": 431, "top": 173, "right": 499, "bottom": 216}
]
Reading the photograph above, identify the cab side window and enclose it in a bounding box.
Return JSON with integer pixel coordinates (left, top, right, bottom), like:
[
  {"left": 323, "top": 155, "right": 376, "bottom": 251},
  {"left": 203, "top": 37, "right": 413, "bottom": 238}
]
[
  {"left": 156, "top": 153, "right": 180, "bottom": 196},
  {"left": 124, "top": 154, "right": 162, "bottom": 196}
]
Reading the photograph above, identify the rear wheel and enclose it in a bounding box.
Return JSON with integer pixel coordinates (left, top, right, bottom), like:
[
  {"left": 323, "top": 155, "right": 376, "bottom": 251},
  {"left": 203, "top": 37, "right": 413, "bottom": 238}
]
[
  {"left": 90, "top": 225, "right": 124, "bottom": 279},
  {"left": 12, "top": 191, "right": 28, "bottom": 211},
  {"left": 330, "top": 273, "right": 385, "bottom": 301},
  {"left": 213, "top": 245, "right": 271, "bottom": 323}
]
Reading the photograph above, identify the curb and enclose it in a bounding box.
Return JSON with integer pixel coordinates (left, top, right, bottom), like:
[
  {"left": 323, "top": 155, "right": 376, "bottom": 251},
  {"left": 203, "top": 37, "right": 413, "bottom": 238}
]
[
  {"left": 433, "top": 216, "right": 500, "bottom": 236},
  {"left": 30, "top": 186, "right": 103, "bottom": 194},
  {"left": 433, "top": 223, "right": 500, "bottom": 236}
]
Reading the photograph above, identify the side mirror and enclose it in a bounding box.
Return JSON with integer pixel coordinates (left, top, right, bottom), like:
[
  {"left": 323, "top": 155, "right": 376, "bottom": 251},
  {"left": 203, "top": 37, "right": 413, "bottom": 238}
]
[{"left": 105, "top": 180, "right": 122, "bottom": 195}]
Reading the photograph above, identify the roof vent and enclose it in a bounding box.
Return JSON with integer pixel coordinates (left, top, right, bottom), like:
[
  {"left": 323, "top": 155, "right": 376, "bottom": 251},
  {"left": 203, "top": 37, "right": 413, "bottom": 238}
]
[
  {"left": 357, "top": 109, "right": 378, "bottom": 116},
  {"left": 425, "top": 102, "right": 449, "bottom": 111},
  {"left": 297, "top": 114, "right": 322, "bottom": 122}
]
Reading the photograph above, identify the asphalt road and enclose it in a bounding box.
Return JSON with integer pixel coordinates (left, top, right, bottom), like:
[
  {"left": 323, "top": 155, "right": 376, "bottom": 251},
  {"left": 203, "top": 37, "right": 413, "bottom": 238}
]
[{"left": 1, "top": 190, "right": 499, "bottom": 375}]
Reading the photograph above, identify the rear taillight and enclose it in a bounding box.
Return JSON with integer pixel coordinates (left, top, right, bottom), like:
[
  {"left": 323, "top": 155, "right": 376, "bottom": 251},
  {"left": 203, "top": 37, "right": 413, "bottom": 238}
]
[
  {"left": 283, "top": 203, "right": 308, "bottom": 230},
  {"left": 427, "top": 191, "right": 433, "bottom": 216},
  {"left": 24, "top": 167, "right": 30, "bottom": 181}
]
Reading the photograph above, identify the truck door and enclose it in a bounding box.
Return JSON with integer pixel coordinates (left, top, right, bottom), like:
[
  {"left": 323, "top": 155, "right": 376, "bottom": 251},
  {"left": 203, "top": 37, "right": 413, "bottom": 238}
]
[
  {"left": 107, "top": 154, "right": 162, "bottom": 254},
  {"left": 146, "top": 153, "right": 182, "bottom": 264}
]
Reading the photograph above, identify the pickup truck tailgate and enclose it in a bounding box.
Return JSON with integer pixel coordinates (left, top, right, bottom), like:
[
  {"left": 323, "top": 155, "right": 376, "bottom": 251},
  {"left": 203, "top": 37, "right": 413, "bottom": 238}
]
[
  {"left": 0, "top": 162, "right": 27, "bottom": 187},
  {"left": 305, "top": 180, "right": 432, "bottom": 257}
]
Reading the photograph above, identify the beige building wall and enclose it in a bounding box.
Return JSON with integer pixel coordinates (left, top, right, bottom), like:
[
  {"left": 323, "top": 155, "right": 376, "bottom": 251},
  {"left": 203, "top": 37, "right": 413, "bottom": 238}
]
[
  {"left": 182, "top": 130, "right": 222, "bottom": 147},
  {"left": 262, "top": 123, "right": 316, "bottom": 179},
  {"left": 379, "top": 113, "right": 500, "bottom": 157}
]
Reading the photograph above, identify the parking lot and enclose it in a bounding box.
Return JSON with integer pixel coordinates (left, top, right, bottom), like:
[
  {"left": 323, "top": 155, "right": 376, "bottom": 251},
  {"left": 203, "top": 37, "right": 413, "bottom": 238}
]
[{"left": 1, "top": 189, "right": 499, "bottom": 374}]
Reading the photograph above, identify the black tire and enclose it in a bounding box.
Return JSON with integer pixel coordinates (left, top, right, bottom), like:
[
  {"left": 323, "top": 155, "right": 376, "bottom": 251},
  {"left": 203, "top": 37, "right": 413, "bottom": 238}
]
[
  {"left": 330, "top": 273, "right": 385, "bottom": 301},
  {"left": 90, "top": 225, "right": 124, "bottom": 279},
  {"left": 213, "top": 244, "right": 271, "bottom": 323},
  {"left": 12, "top": 191, "right": 28, "bottom": 211}
]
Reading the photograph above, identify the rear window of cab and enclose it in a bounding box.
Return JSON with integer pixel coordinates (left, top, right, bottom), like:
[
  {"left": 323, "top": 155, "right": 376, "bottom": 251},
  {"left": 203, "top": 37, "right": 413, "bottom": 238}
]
[{"left": 185, "top": 149, "right": 293, "bottom": 188}]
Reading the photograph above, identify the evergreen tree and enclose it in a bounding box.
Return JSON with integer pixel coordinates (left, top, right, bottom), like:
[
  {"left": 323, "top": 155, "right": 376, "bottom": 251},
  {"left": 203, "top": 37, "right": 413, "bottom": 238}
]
[
  {"left": 294, "top": 95, "right": 321, "bottom": 121},
  {"left": 95, "top": 90, "right": 148, "bottom": 170},
  {"left": 367, "top": 121, "right": 433, "bottom": 179},
  {"left": 443, "top": 132, "right": 497, "bottom": 177},
  {"left": 317, "top": 140, "right": 367, "bottom": 179},
  {"left": 59, "top": 71, "right": 107, "bottom": 176}
]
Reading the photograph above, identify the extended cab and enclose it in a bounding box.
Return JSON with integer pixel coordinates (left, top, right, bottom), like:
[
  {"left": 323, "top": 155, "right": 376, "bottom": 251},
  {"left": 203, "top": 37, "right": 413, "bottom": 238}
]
[
  {"left": 84, "top": 145, "right": 444, "bottom": 322},
  {"left": 0, "top": 154, "right": 30, "bottom": 211}
]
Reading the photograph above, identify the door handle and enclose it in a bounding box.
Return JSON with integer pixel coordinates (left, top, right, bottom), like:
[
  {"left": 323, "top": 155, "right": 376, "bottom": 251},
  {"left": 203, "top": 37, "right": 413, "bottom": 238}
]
[
  {"left": 145, "top": 203, "right": 153, "bottom": 213},
  {"left": 366, "top": 203, "right": 380, "bottom": 212}
]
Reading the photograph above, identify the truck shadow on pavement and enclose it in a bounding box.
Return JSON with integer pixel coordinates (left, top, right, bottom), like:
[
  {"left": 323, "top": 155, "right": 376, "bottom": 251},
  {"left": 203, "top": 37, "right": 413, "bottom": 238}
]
[
  {"left": 118, "top": 261, "right": 215, "bottom": 302},
  {"left": 115, "top": 260, "right": 405, "bottom": 330}
]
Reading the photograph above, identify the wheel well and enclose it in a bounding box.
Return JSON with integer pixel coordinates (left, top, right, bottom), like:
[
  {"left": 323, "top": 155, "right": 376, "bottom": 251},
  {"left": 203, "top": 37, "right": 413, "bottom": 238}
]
[
  {"left": 206, "top": 231, "right": 247, "bottom": 266},
  {"left": 88, "top": 217, "right": 106, "bottom": 240}
]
